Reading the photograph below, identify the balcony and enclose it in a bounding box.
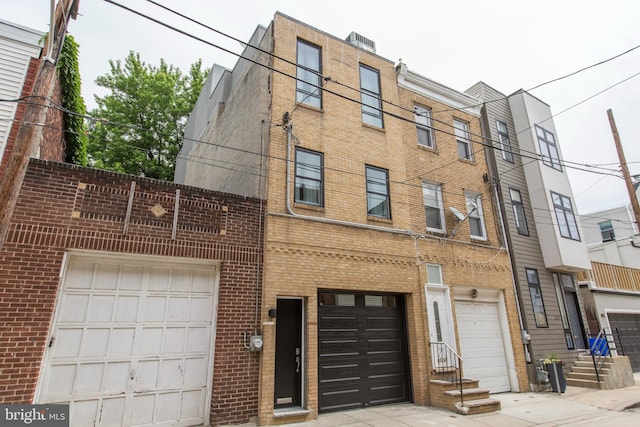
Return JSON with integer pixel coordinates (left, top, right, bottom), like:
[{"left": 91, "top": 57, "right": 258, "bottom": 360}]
[{"left": 577, "top": 261, "right": 640, "bottom": 293}]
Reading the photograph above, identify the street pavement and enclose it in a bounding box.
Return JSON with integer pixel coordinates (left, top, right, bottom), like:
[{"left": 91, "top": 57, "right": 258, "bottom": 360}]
[{"left": 226, "top": 373, "right": 640, "bottom": 426}]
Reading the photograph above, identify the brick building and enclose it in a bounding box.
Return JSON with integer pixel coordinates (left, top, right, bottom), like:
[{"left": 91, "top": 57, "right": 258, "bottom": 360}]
[
  {"left": 0, "top": 159, "right": 264, "bottom": 426},
  {"left": 177, "top": 13, "right": 528, "bottom": 424}
]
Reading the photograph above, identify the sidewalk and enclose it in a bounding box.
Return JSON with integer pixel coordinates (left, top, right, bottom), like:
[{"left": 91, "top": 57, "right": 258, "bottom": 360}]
[{"left": 235, "top": 373, "right": 640, "bottom": 427}]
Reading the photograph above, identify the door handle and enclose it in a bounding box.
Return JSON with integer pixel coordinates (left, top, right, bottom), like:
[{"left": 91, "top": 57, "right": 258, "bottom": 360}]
[{"left": 295, "top": 356, "right": 300, "bottom": 373}]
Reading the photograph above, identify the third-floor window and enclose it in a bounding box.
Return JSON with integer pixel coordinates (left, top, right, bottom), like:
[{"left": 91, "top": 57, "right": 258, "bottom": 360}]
[
  {"left": 415, "top": 105, "right": 434, "bottom": 148},
  {"left": 536, "top": 125, "right": 562, "bottom": 171},
  {"left": 360, "top": 64, "right": 383, "bottom": 128},
  {"left": 296, "top": 39, "right": 322, "bottom": 108},
  {"left": 454, "top": 120, "right": 472, "bottom": 160}
]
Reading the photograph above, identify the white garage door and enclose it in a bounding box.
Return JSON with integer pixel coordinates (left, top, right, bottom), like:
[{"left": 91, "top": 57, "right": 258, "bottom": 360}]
[
  {"left": 36, "top": 254, "right": 219, "bottom": 427},
  {"left": 455, "top": 301, "right": 510, "bottom": 393}
]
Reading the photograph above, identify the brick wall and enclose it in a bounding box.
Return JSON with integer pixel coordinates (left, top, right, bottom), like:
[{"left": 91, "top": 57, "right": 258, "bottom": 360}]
[
  {"left": 0, "top": 159, "right": 264, "bottom": 426},
  {"left": 0, "top": 58, "right": 65, "bottom": 181}
]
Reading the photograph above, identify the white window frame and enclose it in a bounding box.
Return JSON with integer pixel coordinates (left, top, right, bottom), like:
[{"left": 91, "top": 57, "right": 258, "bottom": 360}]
[
  {"left": 423, "top": 182, "right": 445, "bottom": 233},
  {"left": 415, "top": 105, "right": 435, "bottom": 148},
  {"left": 465, "top": 192, "right": 486, "bottom": 240},
  {"left": 496, "top": 120, "right": 513, "bottom": 163},
  {"left": 454, "top": 119, "right": 473, "bottom": 161}
]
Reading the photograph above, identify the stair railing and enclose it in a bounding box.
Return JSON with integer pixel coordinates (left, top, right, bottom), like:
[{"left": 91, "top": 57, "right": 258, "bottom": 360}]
[
  {"left": 430, "top": 341, "right": 464, "bottom": 406},
  {"left": 589, "top": 328, "right": 615, "bottom": 382}
]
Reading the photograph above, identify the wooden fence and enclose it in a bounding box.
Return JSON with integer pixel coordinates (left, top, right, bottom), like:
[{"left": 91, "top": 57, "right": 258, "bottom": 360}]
[{"left": 577, "top": 261, "right": 640, "bottom": 293}]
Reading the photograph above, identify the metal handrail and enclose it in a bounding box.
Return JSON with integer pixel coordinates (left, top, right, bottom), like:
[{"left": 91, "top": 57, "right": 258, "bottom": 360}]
[
  {"left": 430, "top": 341, "right": 464, "bottom": 406},
  {"left": 589, "top": 328, "right": 615, "bottom": 382}
]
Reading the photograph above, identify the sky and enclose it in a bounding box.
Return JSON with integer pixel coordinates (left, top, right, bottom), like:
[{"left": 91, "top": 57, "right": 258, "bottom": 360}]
[{"left": 3, "top": 0, "right": 640, "bottom": 216}]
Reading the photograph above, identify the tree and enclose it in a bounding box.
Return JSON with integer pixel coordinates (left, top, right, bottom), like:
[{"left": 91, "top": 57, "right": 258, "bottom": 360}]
[{"left": 87, "top": 52, "right": 207, "bottom": 180}]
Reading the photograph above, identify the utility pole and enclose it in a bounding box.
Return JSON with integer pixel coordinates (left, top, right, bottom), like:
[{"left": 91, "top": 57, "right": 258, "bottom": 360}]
[
  {"left": 0, "top": 0, "right": 79, "bottom": 250},
  {"left": 607, "top": 108, "right": 640, "bottom": 234}
]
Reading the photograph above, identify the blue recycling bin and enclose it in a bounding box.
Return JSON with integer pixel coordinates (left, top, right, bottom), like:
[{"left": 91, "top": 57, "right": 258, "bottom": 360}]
[{"left": 589, "top": 337, "right": 609, "bottom": 356}]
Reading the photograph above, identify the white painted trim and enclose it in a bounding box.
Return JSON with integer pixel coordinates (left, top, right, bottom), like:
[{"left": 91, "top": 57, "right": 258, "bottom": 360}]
[{"left": 425, "top": 284, "right": 457, "bottom": 369}]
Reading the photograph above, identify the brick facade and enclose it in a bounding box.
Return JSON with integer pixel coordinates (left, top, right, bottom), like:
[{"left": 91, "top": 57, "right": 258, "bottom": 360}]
[
  {"left": 0, "top": 57, "right": 65, "bottom": 181},
  {"left": 0, "top": 159, "right": 263, "bottom": 426}
]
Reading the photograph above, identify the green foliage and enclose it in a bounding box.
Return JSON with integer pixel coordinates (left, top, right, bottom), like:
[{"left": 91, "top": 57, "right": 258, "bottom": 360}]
[
  {"left": 57, "top": 34, "right": 87, "bottom": 165},
  {"left": 87, "top": 52, "right": 208, "bottom": 180}
]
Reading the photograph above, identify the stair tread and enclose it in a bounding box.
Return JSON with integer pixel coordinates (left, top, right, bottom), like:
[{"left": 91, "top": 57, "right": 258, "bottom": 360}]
[
  {"left": 460, "top": 398, "right": 501, "bottom": 407},
  {"left": 443, "top": 387, "right": 490, "bottom": 396}
]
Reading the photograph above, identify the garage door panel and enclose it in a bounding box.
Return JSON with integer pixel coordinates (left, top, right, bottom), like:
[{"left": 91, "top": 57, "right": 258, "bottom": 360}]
[
  {"left": 38, "top": 255, "right": 218, "bottom": 427},
  {"left": 320, "top": 339, "right": 359, "bottom": 357},
  {"left": 608, "top": 313, "right": 640, "bottom": 372}
]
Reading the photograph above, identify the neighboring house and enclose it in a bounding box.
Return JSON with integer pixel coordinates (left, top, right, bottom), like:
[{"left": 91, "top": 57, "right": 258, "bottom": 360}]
[
  {"left": 0, "top": 159, "right": 264, "bottom": 427},
  {"left": 466, "top": 82, "right": 592, "bottom": 390},
  {"left": 0, "top": 19, "right": 65, "bottom": 180},
  {"left": 577, "top": 188, "right": 640, "bottom": 371},
  {"left": 177, "top": 13, "right": 527, "bottom": 425}
]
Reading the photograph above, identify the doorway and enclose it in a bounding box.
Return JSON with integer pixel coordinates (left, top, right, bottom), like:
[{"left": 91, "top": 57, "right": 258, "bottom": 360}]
[{"left": 274, "top": 298, "right": 303, "bottom": 409}]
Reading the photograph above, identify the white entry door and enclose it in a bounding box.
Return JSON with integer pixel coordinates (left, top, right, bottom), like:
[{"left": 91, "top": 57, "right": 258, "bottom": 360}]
[
  {"left": 455, "top": 300, "right": 510, "bottom": 392},
  {"left": 426, "top": 285, "right": 456, "bottom": 368},
  {"left": 36, "top": 254, "right": 219, "bottom": 427}
]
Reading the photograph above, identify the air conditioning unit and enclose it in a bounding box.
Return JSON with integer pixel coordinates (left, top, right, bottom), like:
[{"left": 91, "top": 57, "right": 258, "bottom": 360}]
[{"left": 345, "top": 32, "right": 376, "bottom": 53}]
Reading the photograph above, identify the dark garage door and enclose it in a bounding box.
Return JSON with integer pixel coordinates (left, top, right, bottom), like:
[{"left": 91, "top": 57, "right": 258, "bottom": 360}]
[
  {"left": 318, "top": 292, "right": 411, "bottom": 412},
  {"left": 608, "top": 313, "right": 640, "bottom": 372}
]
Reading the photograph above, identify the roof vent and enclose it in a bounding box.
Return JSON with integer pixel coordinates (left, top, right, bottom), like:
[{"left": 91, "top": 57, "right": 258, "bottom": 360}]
[{"left": 345, "top": 32, "right": 376, "bottom": 53}]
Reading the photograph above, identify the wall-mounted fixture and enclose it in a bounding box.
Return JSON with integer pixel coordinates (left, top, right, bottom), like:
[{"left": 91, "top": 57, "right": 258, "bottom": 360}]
[
  {"left": 243, "top": 331, "right": 264, "bottom": 352},
  {"left": 471, "top": 288, "right": 478, "bottom": 298},
  {"left": 268, "top": 308, "right": 277, "bottom": 318}
]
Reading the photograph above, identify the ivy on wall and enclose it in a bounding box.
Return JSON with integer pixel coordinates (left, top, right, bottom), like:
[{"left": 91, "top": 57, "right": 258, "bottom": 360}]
[{"left": 56, "top": 34, "right": 87, "bottom": 165}]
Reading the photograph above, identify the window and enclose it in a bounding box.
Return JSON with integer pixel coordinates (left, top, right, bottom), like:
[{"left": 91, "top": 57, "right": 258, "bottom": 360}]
[
  {"left": 426, "top": 264, "right": 443, "bottom": 284},
  {"left": 294, "top": 148, "right": 323, "bottom": 206},
  {"left": 465, "top": 192, "right": 486, "bottom": 239},
  {"left": 296, "top": 40, "right": 322, "bottom": 108},
  {"left": 454, "top": 120, "right": 472, "bottom": 160},
  {"left": 415, "top": 105, "right": 434, "bottom": 148},
  {"left": 423, "top": 182, "right": 445, "bottom": 233},
  {"left": 599, "top": 220, "right": 615, "bottom": 242},
  {"left": 496, "top": 120, "right": 513, "bottom": 162},
  {"left": 551, "top": 191, "right": 580, "bottom": 241},
  {"left": 365, "top": 165, "right": 390, "bottom": 218},
  {"left": 509, "top": 188, "right": 529, "bottom": 236},
  {"left": 535, "top": 125, "right": 561, "bottom": 171},
  {"left": 526, "top": 268, "right": 548, "bottom": 327},
  {"left": 553, "top": 273, "right": 574, "bottom": 349},
  {"left": 360, "top": 64, "right": 383, "bottom": 128}
]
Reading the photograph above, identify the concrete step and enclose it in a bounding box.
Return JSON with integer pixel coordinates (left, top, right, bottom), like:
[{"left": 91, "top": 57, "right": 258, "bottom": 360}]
[
  {"left": 573, "top": 360, "right": 613, "bottom": 369},
  {"left": 455, "top": 398, "right": 501, "bottom": 415},
  {"left": 566, "top": 372, "right": 607, "bottom": 381},
  {"left": 430, "top": 378, "right": 480, "bottom": 391},
  {"left": 443, "top": 387, "right": 491, "bottom": 401},
  {"left": 566, "top": 379, "right": 603, "bottom": 389},
  {"left": 570, "top": 366, "right": 611, "bottom": 375}
]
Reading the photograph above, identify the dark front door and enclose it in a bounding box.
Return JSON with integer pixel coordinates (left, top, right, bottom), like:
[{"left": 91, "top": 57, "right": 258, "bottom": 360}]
[
  {"left": 317, "top": 292, "right": 411, "bottom": 413},
  {"left": 274, "top": 298, "right": 302, "bottom": 408},
  {"left": 608, "top": 312, "right": 640, "bottom": 372},
  {"left": 564, "top": 290, "right": 587, "bottom": 349}
]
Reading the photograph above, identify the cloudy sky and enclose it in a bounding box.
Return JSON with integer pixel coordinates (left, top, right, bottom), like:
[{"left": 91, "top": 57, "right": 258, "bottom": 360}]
[{"left": 4, "top": 0, "right": 640, "bottom": 216}]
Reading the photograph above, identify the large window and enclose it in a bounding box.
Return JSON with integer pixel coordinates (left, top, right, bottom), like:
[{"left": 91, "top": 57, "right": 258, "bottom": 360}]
[
  {"left": 465, "top": 192, "right": 486, "bottom": 239},
  {"left": 415, "top": 105, "right": 434, "bottom": 148},
  {"left": 496, "top": 120, "right": 513, "bottom": 162},
  {"left": 294, "top": 148, "right": 323, "bottom": 206},
  {"left": 536, "top": 125, "right": 561, "bottom": 171},
  {"left": 526, "top": 268, "right": 548, "bottom": 327},
  {"left": 360, "top": 64, "right": 383, "bottom": 128},
  {"left": 553, "top": 273, "right": 574, "bottom": 349},
  {"left": 509, "top": 188, "right": 529, "bottom": 236},
  {"left": 454, "top": 120, "right": 472, "bottom": 160},
  {"left": 296, "top": 40, "right": 322, "bottom": 108},
  {"left": 366, "top": 165, "right": 390, "bottom": 218},
  {"left": 599, "top": 220, "right": 615, "bottom": 242},
  {"left": 423, "top": 182, "right": 445, "bottom": 233},
  {"left": 551, "top": 191, "right": 580, "bottom": 241}
]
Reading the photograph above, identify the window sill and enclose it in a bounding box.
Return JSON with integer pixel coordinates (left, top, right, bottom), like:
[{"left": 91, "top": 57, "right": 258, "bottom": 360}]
[
  {"left": 293, "top": 202, "right": 325, "bottom": 213},
  {"left": 418, "top": 144, "right": 438, "bottom": 154},
  {"left": 362, "top": 123, "right": 385, "bottom": 133},
  {"left": 426, "top": 228, "right": 446, "bottom": 237},
  {"left": 367, "top": 216, "right": 392, "bottom": 224},
  {"left": 458, "top": 158, "right": 476, "bottom": 165},
  {"left": 295, "top": 102, "right": 323, "bottom": 114},
  {"left": 470, "top": 237, "right": 490, "bottom": 245}
]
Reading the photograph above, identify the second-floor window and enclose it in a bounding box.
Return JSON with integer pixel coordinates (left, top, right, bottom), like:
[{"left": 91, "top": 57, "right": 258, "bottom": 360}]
[
  {"left": 454, "top": 120, "right": 472, "bottom": 160},
  {"left": 360, "top": 64, "right": 383, "bottom": 128},
  {"left": 599, "top": 220, "right": 615, "bottom": 242},
  {"left": 536, "top": 125, "right": 561, "bottom": 171},
  {"left": 423, "top": 182, "right": 445, "bottom": 233},
  {"left": 296, "top": 40, "right": 322, "bottom": 108},
  {"left": 366, "top": 165, "right": 390, "bottom": 218},
  {"left": 415, "top": 105, "right": 434, "bottom": 148},
  {"left": 295, "top": 148, "right": 323, "bottom": 206},
  {"left": 466, "top": 192, "right": 486, "bottom": 240},
  {"left": 551, "top": 191, "right": 580, "bottom": 241},
  {"left": 496, "top": 120, "right": 513, "bottom": 163},
  {"left": 509, "top": 188, "right": 529, "bottom": 236}
]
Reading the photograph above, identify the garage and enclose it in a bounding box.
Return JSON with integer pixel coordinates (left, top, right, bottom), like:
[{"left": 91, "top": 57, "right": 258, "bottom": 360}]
[
  {"left": 455, "top": 300, "right": 511, "bottom": 393},
  {"left": 607, "top": 312, "right": 640, "bottom": 372},
  {"left": 317, "top": 292, "right": 411, "bottom": 412},
  {"left": 35, "top": 254, "right": 219, "bottom": 427}
]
